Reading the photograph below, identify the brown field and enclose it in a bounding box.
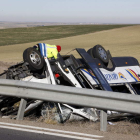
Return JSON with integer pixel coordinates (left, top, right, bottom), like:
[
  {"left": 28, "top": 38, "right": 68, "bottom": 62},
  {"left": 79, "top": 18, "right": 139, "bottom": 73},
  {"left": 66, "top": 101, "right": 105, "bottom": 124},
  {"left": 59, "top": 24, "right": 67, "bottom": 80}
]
[{"left": 0, "top": 25, "right": 140, "bottom": 63}]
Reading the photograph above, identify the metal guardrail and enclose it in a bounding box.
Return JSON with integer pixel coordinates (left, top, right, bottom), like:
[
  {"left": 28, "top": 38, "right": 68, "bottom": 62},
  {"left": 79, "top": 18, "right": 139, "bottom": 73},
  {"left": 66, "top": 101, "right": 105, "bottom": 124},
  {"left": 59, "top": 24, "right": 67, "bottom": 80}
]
[{"left": 0, "top": 79, "right": 140, "bottom": 131}]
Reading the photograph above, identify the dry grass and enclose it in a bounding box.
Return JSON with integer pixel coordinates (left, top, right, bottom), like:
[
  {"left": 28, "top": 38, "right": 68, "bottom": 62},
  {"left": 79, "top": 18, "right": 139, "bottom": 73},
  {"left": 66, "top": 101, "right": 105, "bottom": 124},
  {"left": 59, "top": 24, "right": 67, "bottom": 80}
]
[
  {"left": 0, "top": 25, "right": 140, "bottom": 63},
  {"left": 108, "top": 120, "right": 140, "bottom": 136},
  {"left": 64, "top": 119, "right": 140, "bottom": 136}
]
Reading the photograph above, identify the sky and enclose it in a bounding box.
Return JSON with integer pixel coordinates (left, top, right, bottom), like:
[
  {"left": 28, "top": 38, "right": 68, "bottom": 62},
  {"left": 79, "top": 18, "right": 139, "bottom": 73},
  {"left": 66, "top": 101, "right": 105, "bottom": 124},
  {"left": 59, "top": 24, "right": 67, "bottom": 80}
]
[{"left": 0, "top": 0, "right": 140, "bottom": 24}]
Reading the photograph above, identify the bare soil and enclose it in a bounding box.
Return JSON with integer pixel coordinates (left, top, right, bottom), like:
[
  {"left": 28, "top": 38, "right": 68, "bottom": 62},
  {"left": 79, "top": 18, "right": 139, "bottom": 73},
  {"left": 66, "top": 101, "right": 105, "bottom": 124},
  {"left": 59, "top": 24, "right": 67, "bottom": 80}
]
[{"left": 0, "top": 61, "right": 15, "bottom": 74}]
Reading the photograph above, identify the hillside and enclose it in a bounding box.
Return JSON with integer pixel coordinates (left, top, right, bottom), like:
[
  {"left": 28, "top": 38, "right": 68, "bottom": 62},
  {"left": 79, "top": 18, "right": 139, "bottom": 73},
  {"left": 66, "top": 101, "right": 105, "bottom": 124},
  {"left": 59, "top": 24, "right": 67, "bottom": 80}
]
[
  {"left": 0, "top": 25, "right": 140, "bottom": 63},
  {"left": 0, "top": 25, "right": 130, "bottom": 46}
]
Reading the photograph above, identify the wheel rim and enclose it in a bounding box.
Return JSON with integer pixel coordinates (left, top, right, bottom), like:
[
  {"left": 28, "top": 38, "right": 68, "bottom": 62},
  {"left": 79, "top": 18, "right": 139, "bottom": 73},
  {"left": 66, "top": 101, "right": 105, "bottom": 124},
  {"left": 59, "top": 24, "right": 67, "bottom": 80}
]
[
  {"left": 30, "top": 51, "right": 41, "bottom": 65},
  {"left": 98, "top": 47, "right": 107, "bottom": 60}
]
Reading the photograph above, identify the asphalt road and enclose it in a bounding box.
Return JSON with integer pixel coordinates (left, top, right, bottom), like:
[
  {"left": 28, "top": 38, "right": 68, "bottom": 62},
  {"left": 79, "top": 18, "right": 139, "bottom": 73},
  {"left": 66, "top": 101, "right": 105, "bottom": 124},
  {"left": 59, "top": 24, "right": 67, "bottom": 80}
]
[{"left": 0, "top": 128, "right": 75, "bottom": 140}]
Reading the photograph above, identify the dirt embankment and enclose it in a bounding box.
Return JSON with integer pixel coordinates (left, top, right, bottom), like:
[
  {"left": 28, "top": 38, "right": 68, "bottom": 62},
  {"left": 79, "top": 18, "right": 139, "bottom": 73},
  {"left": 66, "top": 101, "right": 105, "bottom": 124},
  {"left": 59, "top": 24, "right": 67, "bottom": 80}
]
[{"left": 0, "top": 61, "right": 15, "bottom": 74}]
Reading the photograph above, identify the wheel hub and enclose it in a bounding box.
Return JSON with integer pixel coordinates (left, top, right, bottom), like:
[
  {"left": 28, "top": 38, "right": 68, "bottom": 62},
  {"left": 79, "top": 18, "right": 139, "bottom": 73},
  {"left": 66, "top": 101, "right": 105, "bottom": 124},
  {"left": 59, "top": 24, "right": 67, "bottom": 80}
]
[
  {"left": 98, "top": 47, "right": 107, "bottom": 60},
  {"left": 30, "top": 51, "right": 41, "bottom": 65}
]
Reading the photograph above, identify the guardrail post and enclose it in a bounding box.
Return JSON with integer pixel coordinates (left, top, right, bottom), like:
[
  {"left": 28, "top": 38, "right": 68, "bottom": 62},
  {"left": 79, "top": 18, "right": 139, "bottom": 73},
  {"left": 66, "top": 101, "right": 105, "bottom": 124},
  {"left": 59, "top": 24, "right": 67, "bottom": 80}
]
[
  {"left": 100, "top": 110, "right": 107, "bottom": 131},
  {"left": 16, "top": 99, "right": 27, "bottom": 120}
]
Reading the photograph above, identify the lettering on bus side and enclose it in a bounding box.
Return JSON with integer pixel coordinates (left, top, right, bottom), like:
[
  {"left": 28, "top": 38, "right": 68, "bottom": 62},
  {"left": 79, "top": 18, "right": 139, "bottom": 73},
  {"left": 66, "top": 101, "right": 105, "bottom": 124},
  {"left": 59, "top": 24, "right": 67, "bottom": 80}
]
[{"left": 104, "top": 73, "right": 118, "bottom": 81}]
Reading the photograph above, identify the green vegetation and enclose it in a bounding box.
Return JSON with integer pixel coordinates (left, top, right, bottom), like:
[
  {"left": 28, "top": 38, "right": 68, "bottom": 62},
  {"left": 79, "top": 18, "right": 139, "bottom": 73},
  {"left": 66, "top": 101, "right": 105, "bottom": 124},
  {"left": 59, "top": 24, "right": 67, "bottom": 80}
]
[{"left": 0, "top": 25, "right": 131, "bottom": 46}]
